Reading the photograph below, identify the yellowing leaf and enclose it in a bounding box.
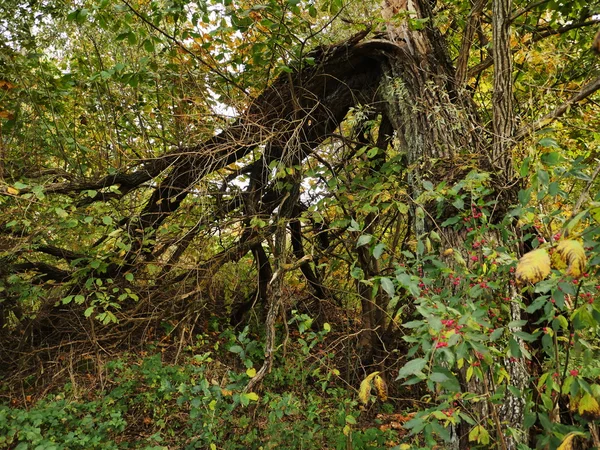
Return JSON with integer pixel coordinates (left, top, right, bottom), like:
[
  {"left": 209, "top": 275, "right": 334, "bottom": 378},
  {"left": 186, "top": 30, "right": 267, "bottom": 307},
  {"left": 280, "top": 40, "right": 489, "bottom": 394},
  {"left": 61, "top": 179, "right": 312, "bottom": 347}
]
[
  {"left": 516, "top": 248, "right": 551, "bottom": 285},
  {"left": 246, "top": 392, "right": 259, "bottom": 401},
  {"left": 359, "top": 371, "right": 380, "bottom": 405},
  {"left": 552, "top": 240, "right": 586, "bottom": 278},
  {"left": 246, "top": 367, "right": 257, "bottom": 378},
  {"left": 373, "top": 375, "right": 388, "bottom": 402},
  {"left": 468, "top": 425, "right": 490, "bottom": 445},
  {"left": 577, "top": 393, "right": 600, "bottom": 417},
  {"left": 557, "top": 432, "right": 586, "bottom": 450},
  {"left": 6, "top": 186, "right": 19, "bottom": 195}
]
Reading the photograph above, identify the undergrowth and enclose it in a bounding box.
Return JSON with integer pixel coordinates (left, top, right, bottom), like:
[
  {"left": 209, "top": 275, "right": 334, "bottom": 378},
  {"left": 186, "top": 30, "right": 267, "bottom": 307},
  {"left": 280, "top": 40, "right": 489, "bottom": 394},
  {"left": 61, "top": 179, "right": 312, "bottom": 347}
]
[{"left": 0, "top": 320, "right": 406, "bottom": 450}]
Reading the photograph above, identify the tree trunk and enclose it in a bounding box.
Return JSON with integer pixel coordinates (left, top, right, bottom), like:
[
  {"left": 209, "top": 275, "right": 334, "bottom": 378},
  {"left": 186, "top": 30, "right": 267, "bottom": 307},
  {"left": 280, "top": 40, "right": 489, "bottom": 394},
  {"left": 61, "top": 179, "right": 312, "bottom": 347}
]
[{"left": 377, "top": 0, "right": 528, "bottom": 446}]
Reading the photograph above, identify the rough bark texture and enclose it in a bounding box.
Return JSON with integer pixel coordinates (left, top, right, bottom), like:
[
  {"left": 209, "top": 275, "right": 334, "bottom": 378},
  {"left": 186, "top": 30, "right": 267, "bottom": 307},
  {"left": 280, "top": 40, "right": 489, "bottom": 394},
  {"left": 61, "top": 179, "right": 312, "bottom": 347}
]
[
  {"left": 378, "top": 0, "right": 522, "bottom": 447},
  {"left": 492, "top": 1, "right": 528, "bottom": 448},
  {"left": 492, "top": 0, "right": 515, "bottom": 181}
]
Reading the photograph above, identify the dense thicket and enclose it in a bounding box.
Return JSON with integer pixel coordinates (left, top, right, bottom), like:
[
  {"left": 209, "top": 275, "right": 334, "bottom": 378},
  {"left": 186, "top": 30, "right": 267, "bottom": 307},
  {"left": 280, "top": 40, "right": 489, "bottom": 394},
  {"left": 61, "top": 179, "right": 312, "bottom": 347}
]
[{"left": 2, "top": 0, "right": 600, "bottom": 448}]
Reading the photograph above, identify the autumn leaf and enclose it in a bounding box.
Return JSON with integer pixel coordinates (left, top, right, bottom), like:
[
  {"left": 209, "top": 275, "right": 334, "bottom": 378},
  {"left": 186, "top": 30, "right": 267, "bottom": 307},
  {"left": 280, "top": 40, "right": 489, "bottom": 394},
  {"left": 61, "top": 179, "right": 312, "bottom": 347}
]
[
  {"left": 552, "top": 240, "right": 586, "bottom": 278},
  {"left": 557, "top": 432, "right": 586, "bottom": 450},
  {"left": 516, "top": 248, "right": 551, "bottom": 285},
  {"left": 359, "top": 371, "right": 380, "bottom": 405},
  {"left": 373, "top": 374, "right": 388, "bottom": 402},
  {"left": 0, "top": 80, "right": 15, "bottom": 89},
  {"left": 577, "top": 393, "right": 600, "bottom": 418}
]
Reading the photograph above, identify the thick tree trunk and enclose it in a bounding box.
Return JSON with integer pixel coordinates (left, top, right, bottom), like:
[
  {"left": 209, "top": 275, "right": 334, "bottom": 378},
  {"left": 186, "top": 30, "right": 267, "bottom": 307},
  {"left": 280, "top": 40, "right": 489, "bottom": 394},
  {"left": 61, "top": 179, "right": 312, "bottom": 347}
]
[{"left": 378, "top": 0, "right": 527, "bottom": 447}]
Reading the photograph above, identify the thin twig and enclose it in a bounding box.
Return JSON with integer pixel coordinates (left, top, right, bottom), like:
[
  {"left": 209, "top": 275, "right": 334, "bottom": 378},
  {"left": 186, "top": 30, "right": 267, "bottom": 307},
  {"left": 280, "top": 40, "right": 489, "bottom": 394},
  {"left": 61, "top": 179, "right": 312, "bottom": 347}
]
[{"left": 512, "top": 76, "right": 600, "bottom": 144}]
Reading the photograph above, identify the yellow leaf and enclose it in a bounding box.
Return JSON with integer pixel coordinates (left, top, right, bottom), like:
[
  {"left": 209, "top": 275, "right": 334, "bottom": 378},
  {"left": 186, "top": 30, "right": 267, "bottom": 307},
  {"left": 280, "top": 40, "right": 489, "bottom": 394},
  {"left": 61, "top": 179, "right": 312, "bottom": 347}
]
[
  {"left": 373, "top": 375, "right": 388, "bottom": 402},
  {"left": 246, "top": 392, "right": 259, "bottom": 401},
  {"left": 359, "top": 371, "right": 380, "bottom": 405},
  {"left": 466, "top": 365, "right": 473, "bottom": 382},
  {"left": 442, "top": 248, "right": 454, "bottom": 256},
  {"left": 577, "top": 393, "right": 600, "bottom": 417},
  {"left": 6, "top": 186, "right": 19, "bottom": 195},
  {"left": 515, "top": 248, "right": 551, "bottom": 285},
  {"left": 557, "top": 432, "right": 585, "bottom": 450},
  {"left": 246, "top": 367, "right": 257, "bottom": 378},
  {"left": 552, "top": 240, "right": 586, "bottom": 278}
]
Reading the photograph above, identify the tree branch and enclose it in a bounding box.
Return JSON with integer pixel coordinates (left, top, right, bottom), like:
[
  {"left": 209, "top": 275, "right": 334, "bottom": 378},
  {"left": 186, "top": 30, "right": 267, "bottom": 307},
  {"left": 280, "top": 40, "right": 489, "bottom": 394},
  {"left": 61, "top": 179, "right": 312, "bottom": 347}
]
[
  {"left": 513, "top": 75, "right": 600, "bottom": 143},
  {"left": 455, "top": 0, "right": 486, "bottom": 86},
  {"left": 468, "top": 17, "right": 600, "bottom": 78},
  {"left": 10, "top": 262, "right": 72, "bottom": 282}
]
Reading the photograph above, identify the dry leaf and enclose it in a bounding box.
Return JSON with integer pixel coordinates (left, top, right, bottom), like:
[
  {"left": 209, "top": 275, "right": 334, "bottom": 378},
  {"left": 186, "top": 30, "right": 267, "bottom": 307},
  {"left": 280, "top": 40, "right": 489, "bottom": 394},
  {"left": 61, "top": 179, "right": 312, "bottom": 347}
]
[
  {"left": 0, "top": 80, "right": 15, "bottom": 89},
  {"left": 553, "top": 240, "right": 586, "bottom": 278},
  {"left": 373, "top": 374, "right": 388, "bottom": 401},
  {"left": 557, "top": 432, "right": 586, "bottom": 450},
  {"left": 516, "top": 248, "right": 551, "bottom": 285},
  {"left": 359, "top": 371, "right": 380, "bottom": 405}
]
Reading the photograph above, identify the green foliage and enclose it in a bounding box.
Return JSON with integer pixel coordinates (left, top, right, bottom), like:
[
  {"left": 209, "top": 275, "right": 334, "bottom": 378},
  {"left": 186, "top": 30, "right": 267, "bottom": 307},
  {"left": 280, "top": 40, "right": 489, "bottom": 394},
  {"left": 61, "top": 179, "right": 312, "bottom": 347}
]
[
  {"left": 0, "top": 327, "right": 399, "bottom": 450},
  {"left": 2, "top": 0, "right": 600, "bottom": 448},
  {"left": 386, "top": 149, "right": 600, "bottom": 448}
]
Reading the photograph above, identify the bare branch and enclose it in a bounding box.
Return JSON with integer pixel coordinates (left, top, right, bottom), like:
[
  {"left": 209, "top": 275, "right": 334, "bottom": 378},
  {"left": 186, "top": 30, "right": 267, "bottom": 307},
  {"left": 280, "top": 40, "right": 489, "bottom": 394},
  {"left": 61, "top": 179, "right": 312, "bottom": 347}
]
[
  {"left": 513, "top": 75, "right": 600, "bottom": 143},
  {"left": 510, "top": 0, "right": 550, "bottom": 22}
]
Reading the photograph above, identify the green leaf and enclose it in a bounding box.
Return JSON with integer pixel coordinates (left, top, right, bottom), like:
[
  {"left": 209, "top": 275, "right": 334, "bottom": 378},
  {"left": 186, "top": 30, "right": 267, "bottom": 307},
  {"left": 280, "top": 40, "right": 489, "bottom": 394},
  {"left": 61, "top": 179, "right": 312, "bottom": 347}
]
[
  {"left": 84, "top": 307, "right": 95, "bottom": 318},
  {"left": 508, "top": 337, "right": 522, "bottom": 358},
  {"left": 127, "top": 31, "right": 137, "bottom": 45},
  {"left": 538, "top": 137, "right": 559, "bottom": 148},
  {"left": 55, "top": 207, "right": 68, "bottom": 218},
  {"left": 143, "top": 39, "right": 155, "bottom": 52},
  {"left": 489, "top": 327, "right": 504, "bottom": 341},
  {"left": 520, "top": 157, "right": 531, "bottom": 178},
  {"left": 380, "top": 277, "right": 394, "bottom": 298},
  {"left": 345, "top": 415, "right": 357, "bottom": 424},
  {"left": 373, "top": 243, "right": 385, "bottom": 259},
  {"left": 356, "top": 234, "right": 372, "bottom": 247},
  {"left": 397, "top": 358, "right": 427, "bottom": 379},
  {"left": 518, "top": 188, "right": 531, "bottom": 206},
  {"left": 441, "top": 216, "right": 460, "bottom": 226},
  {"left": 526, "top": 295, "right": 547, "bottom": 313}
]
